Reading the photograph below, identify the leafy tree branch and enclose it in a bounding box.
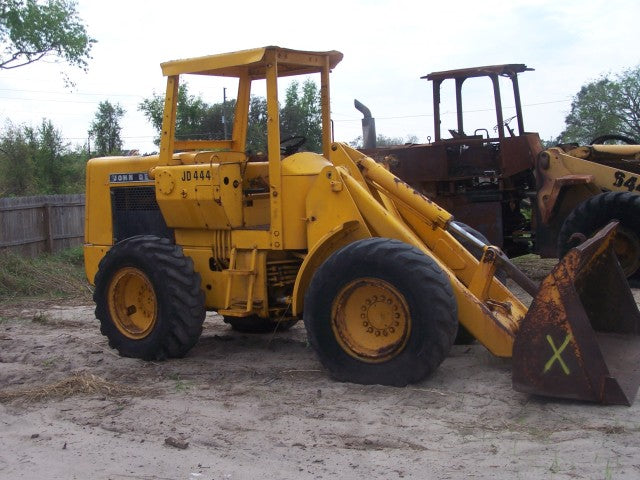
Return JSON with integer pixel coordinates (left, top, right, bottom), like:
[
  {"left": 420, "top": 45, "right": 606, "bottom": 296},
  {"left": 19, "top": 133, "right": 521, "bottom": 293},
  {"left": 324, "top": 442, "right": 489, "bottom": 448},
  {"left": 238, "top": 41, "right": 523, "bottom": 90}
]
[{"left": 0, "top": 0, "right": 95, "bottom": 70}]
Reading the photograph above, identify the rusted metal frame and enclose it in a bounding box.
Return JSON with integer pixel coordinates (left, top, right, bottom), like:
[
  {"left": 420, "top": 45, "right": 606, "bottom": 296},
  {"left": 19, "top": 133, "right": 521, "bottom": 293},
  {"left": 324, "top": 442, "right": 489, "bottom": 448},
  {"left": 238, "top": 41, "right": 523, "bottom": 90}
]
[
  {"left": 455, "top": 78, "right": 465, "bottom": 135},
  {"left": 433, "top": 79, "right": 442, "bottom": 141},
  {"left": 489, "top": 74, "right": 504, "bottom": 140},
  {"left": 425, "top": 64, "right": 531, "bottom": 82},
  {"left": 432, "top": 136, "right": 499, "bottom": 146},
  {"left": 510, "top": 72, "right": 525, "bottom": 135},
  {"left": 490, "top": 74, "right": 504, "bottom": 140}
]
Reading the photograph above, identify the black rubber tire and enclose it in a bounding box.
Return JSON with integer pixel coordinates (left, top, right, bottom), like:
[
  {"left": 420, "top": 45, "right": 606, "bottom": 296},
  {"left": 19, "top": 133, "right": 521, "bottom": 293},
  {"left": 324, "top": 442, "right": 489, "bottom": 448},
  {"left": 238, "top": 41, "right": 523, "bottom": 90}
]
[
  {"left": 557, "top": 192, "right": 640, "bottom": 280},
  {"left": 94, "top": 235, "right": 206, "bottom": 360},
  {"left": 590, "top": 134, "right": 638, "bottom": 145},
  {"left": 303, "top": 238, "right": 457, "bottom": 386},
  {"left": 224, "top": 315, "right": 298, "bottom": 333}
]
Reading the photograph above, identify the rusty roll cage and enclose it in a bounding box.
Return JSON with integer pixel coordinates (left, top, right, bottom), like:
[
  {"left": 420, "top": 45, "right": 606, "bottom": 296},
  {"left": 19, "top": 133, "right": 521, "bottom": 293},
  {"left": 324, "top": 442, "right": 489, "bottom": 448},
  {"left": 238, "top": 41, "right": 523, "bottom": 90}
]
[{"left": 423, "top": 64, "right": 534, "bottom": 142}]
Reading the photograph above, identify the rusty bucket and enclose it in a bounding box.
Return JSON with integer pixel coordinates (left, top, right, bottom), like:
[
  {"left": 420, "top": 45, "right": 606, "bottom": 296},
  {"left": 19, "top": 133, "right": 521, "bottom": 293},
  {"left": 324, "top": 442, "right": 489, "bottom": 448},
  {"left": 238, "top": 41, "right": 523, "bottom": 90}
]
[{"left": 512, "top": 222, "right": 640, "bottom": 405}]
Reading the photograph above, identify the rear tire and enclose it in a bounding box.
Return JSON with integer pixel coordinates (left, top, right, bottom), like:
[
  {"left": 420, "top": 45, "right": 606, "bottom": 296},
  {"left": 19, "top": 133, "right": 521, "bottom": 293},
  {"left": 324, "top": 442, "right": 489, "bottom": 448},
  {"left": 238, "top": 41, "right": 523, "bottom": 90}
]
[
  {"left": 94, "top": 235, "right": 206, "bottom": 360},
  {"left": 558, "top": 192, "right": 640, "bottom": 281},
  {"left": 304, "top": 238, "right": 457, "bottom": 386}
]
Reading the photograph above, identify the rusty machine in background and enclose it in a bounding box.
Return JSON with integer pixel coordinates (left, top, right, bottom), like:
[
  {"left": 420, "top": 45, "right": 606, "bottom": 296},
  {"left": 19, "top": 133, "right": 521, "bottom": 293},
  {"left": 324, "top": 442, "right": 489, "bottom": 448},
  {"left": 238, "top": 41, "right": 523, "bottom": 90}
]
[{"left": 357, "top": 64, "right": 640, "bottom": 280}]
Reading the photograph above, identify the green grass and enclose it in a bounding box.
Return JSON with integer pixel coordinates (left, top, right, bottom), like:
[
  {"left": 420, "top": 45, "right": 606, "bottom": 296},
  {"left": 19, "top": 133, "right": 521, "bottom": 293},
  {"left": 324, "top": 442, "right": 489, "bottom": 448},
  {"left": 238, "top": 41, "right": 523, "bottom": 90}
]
[{"left": 0, "top": 246, "right": 91, "bottom": 302}]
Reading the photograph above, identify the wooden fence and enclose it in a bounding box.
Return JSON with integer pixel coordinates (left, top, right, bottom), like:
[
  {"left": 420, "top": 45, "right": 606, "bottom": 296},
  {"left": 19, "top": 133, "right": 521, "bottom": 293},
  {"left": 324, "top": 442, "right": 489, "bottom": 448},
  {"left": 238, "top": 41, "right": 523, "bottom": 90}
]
[{"left": 0, "top": 194, "right": 85, "bottom": 257}]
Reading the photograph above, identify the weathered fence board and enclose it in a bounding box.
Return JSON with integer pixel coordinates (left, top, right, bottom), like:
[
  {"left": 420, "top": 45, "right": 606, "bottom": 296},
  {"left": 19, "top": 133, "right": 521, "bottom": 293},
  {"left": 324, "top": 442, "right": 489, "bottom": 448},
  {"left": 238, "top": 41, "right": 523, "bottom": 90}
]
[{"left": 0, "top": 194, "right": 85, "bottom": 257}]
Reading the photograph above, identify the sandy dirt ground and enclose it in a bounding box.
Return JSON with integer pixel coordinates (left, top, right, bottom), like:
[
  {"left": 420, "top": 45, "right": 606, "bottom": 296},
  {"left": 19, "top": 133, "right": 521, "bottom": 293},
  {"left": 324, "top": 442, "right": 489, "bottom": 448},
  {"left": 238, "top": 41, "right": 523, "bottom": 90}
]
[{"left": 1, "top": 277, "right": 640, "bottom": 480}]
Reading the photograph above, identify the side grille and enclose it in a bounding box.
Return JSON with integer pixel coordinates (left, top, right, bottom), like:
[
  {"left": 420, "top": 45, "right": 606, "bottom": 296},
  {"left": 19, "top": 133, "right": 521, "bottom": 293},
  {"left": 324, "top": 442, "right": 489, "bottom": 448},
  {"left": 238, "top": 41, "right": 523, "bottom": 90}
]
[
  {"left": 111, "top": 186, "right": 172, "bottom": 242},
  {"left": 112, "top": 186, "right": 159, "bottom": 211}
]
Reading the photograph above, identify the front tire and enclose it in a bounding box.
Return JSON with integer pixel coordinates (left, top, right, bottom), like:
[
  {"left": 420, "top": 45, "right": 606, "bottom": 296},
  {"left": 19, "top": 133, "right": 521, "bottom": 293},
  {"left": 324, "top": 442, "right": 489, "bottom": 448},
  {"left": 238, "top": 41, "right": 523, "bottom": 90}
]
[
  {"left": 94, "top": 235, "right": 206, "bottom": 360},
  {"left": 303, "top": 238, "right": 457, "bottom": 386},
  {"left": 558, "top": 192, "right": 640, "bottom": 280}
]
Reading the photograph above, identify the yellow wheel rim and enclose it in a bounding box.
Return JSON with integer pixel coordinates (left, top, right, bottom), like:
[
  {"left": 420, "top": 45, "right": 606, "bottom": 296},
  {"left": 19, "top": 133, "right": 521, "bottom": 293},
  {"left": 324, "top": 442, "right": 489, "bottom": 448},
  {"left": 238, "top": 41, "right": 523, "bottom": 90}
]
[
  {"left": 107, "top": 267, "right": 158, "bottom": 340},
  {"left": 331, "top": 278, "right": 411, "bottom": 363},
  {"left": 614, "top": 226, "right": 640, "bottom": 277}
]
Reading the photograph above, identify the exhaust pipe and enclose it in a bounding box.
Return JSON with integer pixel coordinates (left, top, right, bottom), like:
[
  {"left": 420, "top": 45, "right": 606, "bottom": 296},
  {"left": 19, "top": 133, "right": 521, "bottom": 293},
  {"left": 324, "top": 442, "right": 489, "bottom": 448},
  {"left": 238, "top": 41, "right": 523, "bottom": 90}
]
[{"left": 354, "top": 99, "right": 376, "bottom": 149}]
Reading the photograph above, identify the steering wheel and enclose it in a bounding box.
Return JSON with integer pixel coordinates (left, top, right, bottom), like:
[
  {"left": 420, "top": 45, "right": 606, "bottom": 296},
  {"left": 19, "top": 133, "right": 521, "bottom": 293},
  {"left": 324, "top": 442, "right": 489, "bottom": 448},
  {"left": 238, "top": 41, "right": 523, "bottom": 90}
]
[
  {"left": 494, "top": 115, "right": 517, "bottom": 137},
  {"left": 590, "top": 134, "right": 638, "bottom": 145},
  {"left": 280, "top": 135, "right": 307, "bottom": 155}
]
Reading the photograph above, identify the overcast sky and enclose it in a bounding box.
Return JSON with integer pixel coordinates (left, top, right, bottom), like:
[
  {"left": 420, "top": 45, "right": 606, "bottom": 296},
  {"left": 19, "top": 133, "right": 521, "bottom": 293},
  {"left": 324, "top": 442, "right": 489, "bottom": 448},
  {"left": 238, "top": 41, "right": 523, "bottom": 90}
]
[{"left": 1, "top": 0, "right": 639, "bottom": 153}]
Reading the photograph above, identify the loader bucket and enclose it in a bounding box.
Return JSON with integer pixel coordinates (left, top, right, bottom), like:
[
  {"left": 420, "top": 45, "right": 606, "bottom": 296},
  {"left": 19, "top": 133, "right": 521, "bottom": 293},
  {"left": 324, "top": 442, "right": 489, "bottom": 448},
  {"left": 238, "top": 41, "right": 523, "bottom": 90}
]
[{"left": 512, "top": 222, "right": 640, "bottom": 405}]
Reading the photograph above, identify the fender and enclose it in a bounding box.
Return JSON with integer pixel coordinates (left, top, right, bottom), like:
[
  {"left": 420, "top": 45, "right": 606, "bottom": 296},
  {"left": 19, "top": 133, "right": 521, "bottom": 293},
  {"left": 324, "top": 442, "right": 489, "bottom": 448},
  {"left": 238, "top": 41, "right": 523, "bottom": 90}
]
[{"left": 292, "top": 220, "right": 366, "bottom": 316}]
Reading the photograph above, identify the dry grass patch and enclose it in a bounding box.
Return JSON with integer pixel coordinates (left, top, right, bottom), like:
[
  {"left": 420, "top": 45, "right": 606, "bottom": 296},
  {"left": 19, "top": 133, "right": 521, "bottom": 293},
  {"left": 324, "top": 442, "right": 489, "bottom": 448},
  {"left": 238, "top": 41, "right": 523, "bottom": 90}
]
[
  {"left": 0, "top": 247, "right": 91, "bottom": 302},
  {"left": 0, "top": 371, "right": 151, "bottom": 403}
]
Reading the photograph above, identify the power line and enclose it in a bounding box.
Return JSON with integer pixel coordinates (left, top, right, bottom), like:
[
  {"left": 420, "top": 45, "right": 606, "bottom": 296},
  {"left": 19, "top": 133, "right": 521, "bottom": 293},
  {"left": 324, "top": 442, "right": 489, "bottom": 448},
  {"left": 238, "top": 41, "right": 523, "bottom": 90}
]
[
  {"left": 63, "top": 135, "right": 155, "bottom": 140},
  {"left": 0, "top": 87, "right": 145, "bottom": 98},
  {"left": 0, "top": 95, "right": 141, "bottom": 105},
  {"left": 332, "top": 98, "right": 571, "bottom": 123}
]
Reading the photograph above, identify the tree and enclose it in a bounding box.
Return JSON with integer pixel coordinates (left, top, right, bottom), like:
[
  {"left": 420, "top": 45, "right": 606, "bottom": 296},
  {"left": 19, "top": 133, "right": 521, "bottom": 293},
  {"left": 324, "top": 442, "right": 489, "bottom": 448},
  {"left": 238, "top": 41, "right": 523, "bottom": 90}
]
[
  {"left": 0, "top": 121, "right": 35, "bottom": 195},
  {"left": 29, "top": 119, "right": 80, "bottom": 193},
  {"left": 246, "top": 96, "right": 267, "bottom": 153},
  {"left": 280, "top": 80, "right": 322, "bottom": 152},
  {"left": 349, "top": 134, "right": 419, "bottom": 149},
  {"left": 89, "top": 101, "right": 125, "bottom": 156},
  {"left": 138, "top": 80, "right": 323, "bottom": 153},
  {"left": 558, "top": 66, "right": 640, "bottom": 144},
  {"left": 0, "top": 0, "right": 94, "bottom": 70},
  {"left": 0, "top": 119, "right": 85, "bottom": 196},
  {"left": 138, "top": 84, "right": 233, "bottom": 145}
]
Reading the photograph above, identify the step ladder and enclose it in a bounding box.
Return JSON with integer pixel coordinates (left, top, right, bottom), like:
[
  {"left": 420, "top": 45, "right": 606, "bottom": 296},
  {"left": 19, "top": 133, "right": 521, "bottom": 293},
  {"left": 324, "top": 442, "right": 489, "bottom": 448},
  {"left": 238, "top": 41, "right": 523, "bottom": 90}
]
[{"left": 218, "top": 247, "right": 260, "bottom": 317}]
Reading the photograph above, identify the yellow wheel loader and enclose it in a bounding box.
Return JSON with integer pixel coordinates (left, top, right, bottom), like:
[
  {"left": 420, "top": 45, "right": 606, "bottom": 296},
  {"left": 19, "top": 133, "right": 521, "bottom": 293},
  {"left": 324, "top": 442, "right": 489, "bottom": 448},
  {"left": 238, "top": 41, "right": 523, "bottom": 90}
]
[{"left": 84, "top": 47, "right": 640, "bottom": 405}]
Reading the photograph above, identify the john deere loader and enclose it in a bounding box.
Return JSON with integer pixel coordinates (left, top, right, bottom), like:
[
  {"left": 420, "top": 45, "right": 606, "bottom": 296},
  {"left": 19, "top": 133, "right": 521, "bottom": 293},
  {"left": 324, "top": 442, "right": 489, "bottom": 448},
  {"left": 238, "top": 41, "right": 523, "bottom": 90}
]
[{"left": 84, "top": 47, "right": 640, "bottom": 405}]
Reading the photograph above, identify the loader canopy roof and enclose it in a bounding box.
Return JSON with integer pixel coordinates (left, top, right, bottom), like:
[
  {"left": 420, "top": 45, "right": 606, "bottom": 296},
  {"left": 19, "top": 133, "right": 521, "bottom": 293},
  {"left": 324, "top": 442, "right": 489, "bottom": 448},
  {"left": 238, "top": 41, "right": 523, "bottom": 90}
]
[
  {"left": 157, "top": 46, "right": 341, "bottom": 165},
  {"left": 422, "top": 64, "right": 533, "bottom": 81},
  {"left": 421, "top": 63, "right": 534, "bottom": 141},
  {"left": 161, "top": 46, "right": 344, "bottom": 79}
]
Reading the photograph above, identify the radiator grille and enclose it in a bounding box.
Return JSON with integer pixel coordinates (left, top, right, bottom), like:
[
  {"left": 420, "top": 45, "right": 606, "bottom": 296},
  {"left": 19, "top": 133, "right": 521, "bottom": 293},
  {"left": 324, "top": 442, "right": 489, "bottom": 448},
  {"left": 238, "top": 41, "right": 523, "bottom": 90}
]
[
  {"left": 112, "top": 186, "right": 159, "bottom": 211},
  {"left": 110, "top": 186, "right": 172, "bottom": 242}
]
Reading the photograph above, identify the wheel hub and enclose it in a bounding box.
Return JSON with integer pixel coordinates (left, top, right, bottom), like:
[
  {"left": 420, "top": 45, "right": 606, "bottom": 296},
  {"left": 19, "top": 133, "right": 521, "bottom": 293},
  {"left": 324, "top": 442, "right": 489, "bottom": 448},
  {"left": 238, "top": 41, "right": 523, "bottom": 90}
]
[
  {"left": 107, "top": 267, "right": 157, "bottom": 339},
  {"left": 331, "top": 278, "right": 410, "bottom": 363}
]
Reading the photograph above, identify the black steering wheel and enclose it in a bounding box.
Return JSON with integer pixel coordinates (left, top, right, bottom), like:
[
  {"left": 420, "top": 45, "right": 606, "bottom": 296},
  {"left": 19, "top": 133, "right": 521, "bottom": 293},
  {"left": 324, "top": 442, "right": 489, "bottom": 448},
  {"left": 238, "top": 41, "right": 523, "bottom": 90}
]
[
  {"left": 590, "top": 134, "right": 638, "bottom": 145},
  {"left": 280, "top": 135, "right": 307, "bottom": 155}
]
